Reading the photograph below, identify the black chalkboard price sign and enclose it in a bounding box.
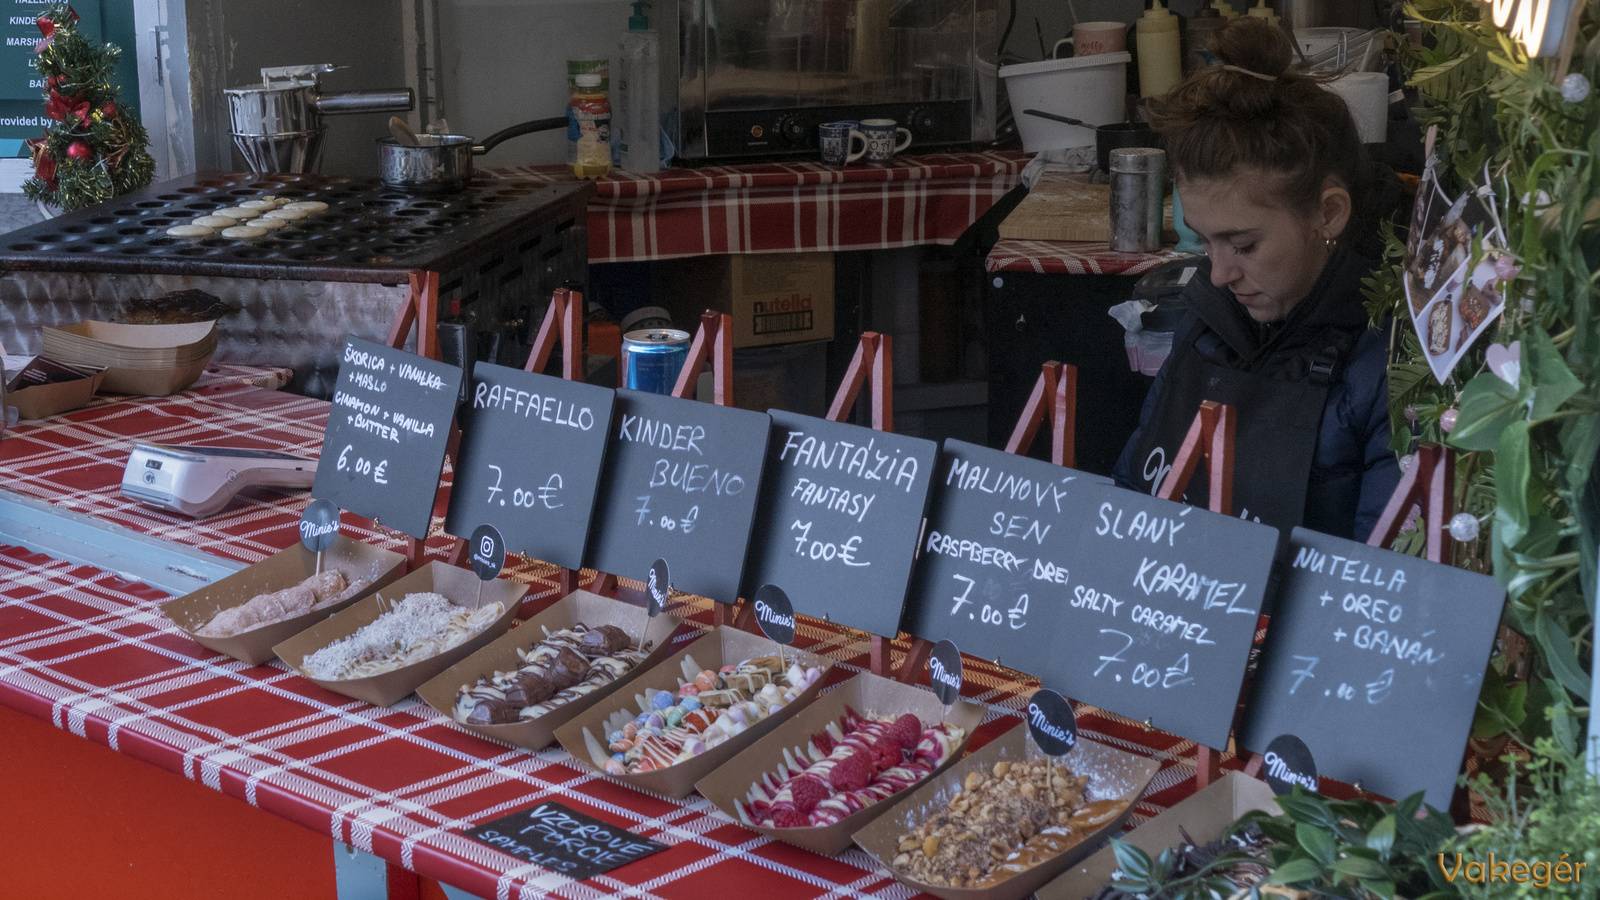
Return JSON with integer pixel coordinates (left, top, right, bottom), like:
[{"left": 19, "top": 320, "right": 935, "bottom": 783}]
[
  {"left": 1241, "top": 527, "right": 1505, "bottom": 809},
  {"left": 585, "top": 390, "right": 772, "bottom": 605},
  {"left": 312, "top": 336, "right": 464, "bottom": 539},
  {"left": 466, "top": 800, "right": 667, "bottom": 880},
  {"left": 1044, "top": 482, "right": 1278, "bottom": 750},
  {"left": 444, "top": 362, "right": 616, "bottom": 569},
  {"left": 901, "top": 439, "right": 1107, "bottom": 677},
  {"left": 742, "top": 411, "right": 938, "bottom": 637}
]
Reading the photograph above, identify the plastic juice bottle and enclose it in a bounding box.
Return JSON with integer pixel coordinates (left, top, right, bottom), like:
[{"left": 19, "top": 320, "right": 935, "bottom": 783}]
[
  {"left": 568, "top": 73, "right": 612, "bottom": 180},
  {"left": 616, "top": 1, "right": 661, "bottom": 173}
]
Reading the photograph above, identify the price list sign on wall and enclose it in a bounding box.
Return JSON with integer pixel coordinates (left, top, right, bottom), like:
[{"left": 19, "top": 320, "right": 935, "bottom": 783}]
[
  {"left": 1241, "top": 527, "right": 1504, "bottom": 808},
  {"left": 585, "top": 389, "right": 771, "bottom": 605},
  {"left": 312, "top": 336, "right": 463, "bottom": 539},
  {"left": 444, "top": 363, "right": 615, "bottom": 569},
  {"left": 902, "top": 440, "right": 1107, "bottom": 674},
  {"left": 1046, "top": 483, "right": 1279, "bottom": 750},
  {"left": 742, "top": 411, "right": 937, "bottom": 637}
]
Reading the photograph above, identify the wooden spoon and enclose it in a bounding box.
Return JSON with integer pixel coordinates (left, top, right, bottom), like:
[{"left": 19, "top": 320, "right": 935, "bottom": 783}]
[{"left": 388, "top": 116, "right": 421, "bottom": 147}]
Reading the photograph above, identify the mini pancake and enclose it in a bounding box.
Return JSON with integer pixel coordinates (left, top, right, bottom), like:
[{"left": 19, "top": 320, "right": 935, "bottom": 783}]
[
  {"left": 214, "top": 206, "right": 261, "bottom": 220},
  {"left": 259, "top": 207, "right": 307, "bottom": 220},
  {"left": 192, "top": 215, "right": 238, "bottom": 228},
  {"left": 166, "top": 224, "right": 214, "bottom": 237},
  {"left": 251, "top": 216, "right": 289, "bottom": 229},
  {"left": 239, "top": 199, "right": 279, "bottom": 210},
  {"left": 282, "top": 200, "right": 328, "bottom": 213},
  {"left": 221, "top": 225, "right": 268, "bottom": 239}
]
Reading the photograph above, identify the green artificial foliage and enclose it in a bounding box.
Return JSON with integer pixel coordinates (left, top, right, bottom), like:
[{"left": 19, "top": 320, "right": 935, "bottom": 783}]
[{"left": 20, "top": 3, "right": 154, "bottom": 211}]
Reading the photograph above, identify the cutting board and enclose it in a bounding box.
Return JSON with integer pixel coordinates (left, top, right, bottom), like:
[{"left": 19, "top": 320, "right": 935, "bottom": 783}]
[{"left": 998, "top": 177, "right": 1177, "bottom": 244}]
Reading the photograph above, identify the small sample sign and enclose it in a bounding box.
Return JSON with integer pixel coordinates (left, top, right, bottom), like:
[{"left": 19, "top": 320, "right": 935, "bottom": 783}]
[
  {"left": 742, "top": 411, "right": 938, "bottom": 636},
  {"left": 586, "top": 390, "right": 772, "bottom": 605},
  {"left": 466, "top": 800, "right": 667, "bottom": 880},
  {"left": 927, "top": 639, "right": 963, "bottom": 706},
  {"left": 752, "top": 584, "right": 796, "bottom": 645},
  {"left": 312, "top": 336, "right": 463, "bottom": 539},
  {"left": 445, "top": 363, "right": 616, "bottom": 569},
  {"left": 1241, "top": 527, "right": 1505, "bottom": 809},
  {"left": 902, "top": 439, "right": 1107, "bottom": 676},
  {"left": 646, "top": 557, "right": 669, "bottom": 617},
  {"left": 299, "top": 499, "right": 341, "bottom": 552},
  {"left": 1262, "top": 734, "right": 1319, "bottom": 797},
  {"left": 469, "top": 524, "right": 506, "bottom": 581},
  {"left": 1026, "top": 688, "right": 1078, "bottom": 756}
]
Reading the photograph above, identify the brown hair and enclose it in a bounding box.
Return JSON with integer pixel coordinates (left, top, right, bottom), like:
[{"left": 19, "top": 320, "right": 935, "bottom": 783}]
[{"left": 1146, "top": 17, "right": 1369, "bottom": 228}]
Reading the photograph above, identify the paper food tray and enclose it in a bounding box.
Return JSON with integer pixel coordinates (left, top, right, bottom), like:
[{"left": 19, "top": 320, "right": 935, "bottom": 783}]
[
  {"left": 272, "top": 561, "right": 526, "bottom": 707},
  {"left": 695, "top": 671, "right": 985, "bottom": 856},
  {"left": 7, "top": 365, "right": 103, "bottom": 420},
  {"left": 416, "top": 590, "right": 684, "bottom": 752},
  {"left": 162, "top": 536, "right": 405, "bottom": 666},
  {"left": 553, "top": 625, "right": 833, "bottom": 799},
  {"left": 1036, "top": 771, "right": 1280, "bottom": 900},
  {"left": 854, "top": 722, "right": 1159, "bottom": 900}
]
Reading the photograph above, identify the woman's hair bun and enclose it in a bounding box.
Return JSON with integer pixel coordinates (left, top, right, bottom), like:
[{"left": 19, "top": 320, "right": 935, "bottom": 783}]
[{"left": 1215, "top": 16, "right": 1294, "bottom": 79}]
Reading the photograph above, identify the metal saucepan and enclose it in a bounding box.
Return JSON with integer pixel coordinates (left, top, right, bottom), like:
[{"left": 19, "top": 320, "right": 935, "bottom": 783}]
[
  {"left": 1022, "top": 109, "right": 1159, "bottom": 173},
  {"left": 378, "top": 116, "right": 567, "bottom": 193}
]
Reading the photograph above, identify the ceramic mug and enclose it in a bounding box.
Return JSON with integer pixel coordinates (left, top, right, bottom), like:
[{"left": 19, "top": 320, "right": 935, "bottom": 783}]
[
  {"left": 1052, "top": 21, "right": 1127, "bottom": 58},
  {"left": 860, "top": 119, "right": 912, "bottom": 165},
  {"left": 819, "top": 120, "right": 867, "bottom": 166}
]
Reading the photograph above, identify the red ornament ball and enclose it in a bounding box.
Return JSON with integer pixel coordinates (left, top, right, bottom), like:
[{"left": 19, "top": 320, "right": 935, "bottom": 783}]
[
  {"left": 66, "top": 140, "right": 92, "bottom": 160},
  {"left": 101, "top": 102, "right": 116, "bottom": 119}
]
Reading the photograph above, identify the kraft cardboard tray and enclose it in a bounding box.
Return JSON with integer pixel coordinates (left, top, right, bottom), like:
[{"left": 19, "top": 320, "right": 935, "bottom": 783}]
[
  {"left": 854, "top": 722, "right": 1160, "bottom": 900},
  {"left": 695, "top": 671, "right": 985, "bottom": 857},
  {"left": 1037, "top": 771, "right": 1281, "bottom": 900},
  {"left": 162, "top": 535, "right": 405, "bottom": 666},
  {"left": 416, "top": 589, "right": 684, "bottom": 752},
  {"left": 272, "top": 561, "right": 527, "bottom": 707},
  {"left": 553, "top": 625, "right": 834, "bottom": 799},
  {"left": 5, "top": 359, "right": 104, "bottom": 420}
]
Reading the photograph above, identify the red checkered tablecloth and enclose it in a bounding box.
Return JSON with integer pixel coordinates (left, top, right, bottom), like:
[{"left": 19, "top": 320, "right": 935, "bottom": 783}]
[
  {"left": 0, "top": 379, "right": 1222, "bottom": 899},
  {"left": 487, "top": 152, "right": 1027, "bottom": 263},
  {"left": 986, "top": 239, "right": 1195, "bottom": 277}
]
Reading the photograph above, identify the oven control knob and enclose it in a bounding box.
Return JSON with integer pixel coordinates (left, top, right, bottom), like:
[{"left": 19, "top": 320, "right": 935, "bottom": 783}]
[
  {"left": 907, "top": 107, "right": 938, "bottom": 137},
  {"left": 778, "top": 116, "right": 809, "bottom": 145}
]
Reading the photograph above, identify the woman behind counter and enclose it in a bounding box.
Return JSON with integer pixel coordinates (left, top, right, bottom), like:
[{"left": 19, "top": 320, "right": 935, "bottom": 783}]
[{"left": 1112, "top": 17, "right": 1401, "bottom": 542}]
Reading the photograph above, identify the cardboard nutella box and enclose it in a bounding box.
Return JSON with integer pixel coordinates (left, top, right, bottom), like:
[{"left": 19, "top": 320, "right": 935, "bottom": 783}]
[
  {"left": 854, "top": 722, "right": 1160, "bottom": 900},
  {"left": 695, "top": 671, "right": 985, "bottom": 857},
  {"left": 656, "top": 252, "right": 835, "bottom": 348},
  {"left": 162, "top": 536, "right": 404, "bottom": 666},
  {"left": 1037, "top": 771, "right": 1281, "bottom": 900},
  {"left": 272, "top": 561, "right": 526, "bottom": 707},
  {"left": 553, "top": 625, "right": 833, "bottom": 798},
  {"left": 416, "top": 590, "right": 684, "bottom": 752}
]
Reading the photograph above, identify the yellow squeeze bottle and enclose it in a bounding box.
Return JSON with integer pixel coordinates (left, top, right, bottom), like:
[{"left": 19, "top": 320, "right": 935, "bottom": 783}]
[
  {"left": 1212, "top": 1, "right": 1239, "bottom": 18},
  {"left": 1136, "top": 1, "right": 1182, "bottom": 98},
  {"left": 1246, "top": 1, "right": 1280, "bottom": 28}
]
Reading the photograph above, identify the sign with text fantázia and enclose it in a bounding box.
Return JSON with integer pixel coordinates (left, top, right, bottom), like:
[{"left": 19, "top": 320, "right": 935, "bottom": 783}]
[
  {"left": 312, "top": 336, "right": 463, "bottom": 539},
  {"left": 444, "top": 362, "right": 615, "bottom": 569},
  {"left": 1050, "top": 482, "right": 1278, "bottom": 750},
  {"left": 466, "top": 799, "right": 667, "bottom": 880},
  {"left": 742, "top": 411, "right": 938, "bottom": 636},
  {"left": 901, "top": 439, "right": 1107, "bottom": 675},
  {"left": 585, "top": 389, "right": 771, "bottom": 605},
  {"left": 1241, "top": 527, "right": 1505, "bottom": 809}
]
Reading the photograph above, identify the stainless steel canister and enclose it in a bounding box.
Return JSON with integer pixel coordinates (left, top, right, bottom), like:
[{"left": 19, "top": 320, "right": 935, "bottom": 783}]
[{"left": 1109, "top": 147, "right": 1165, "bottom": 253}]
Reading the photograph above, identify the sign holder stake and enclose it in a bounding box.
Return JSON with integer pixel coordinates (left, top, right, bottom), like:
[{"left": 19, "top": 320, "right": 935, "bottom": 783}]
[{"left": 594, "top": 310, "right": 740, "bottom": 624}]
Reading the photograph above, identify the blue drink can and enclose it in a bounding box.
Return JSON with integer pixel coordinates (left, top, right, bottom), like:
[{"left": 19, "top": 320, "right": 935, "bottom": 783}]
[{"left": 622, "top": 328, "right": 691, "bottom": 395}]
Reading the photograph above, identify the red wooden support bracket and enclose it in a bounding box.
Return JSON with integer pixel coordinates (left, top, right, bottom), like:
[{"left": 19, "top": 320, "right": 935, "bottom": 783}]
[
  {"left": 387, "top": 270, "right": 443, "bottom": 360},
  {"left": 1004, "top": 361, "right": 1078, "bottom": 468},
  {"left": 672, "top": 310, "right": 734, "bottom": 405},
  {"left": 1367, "top": 443, "right": 1455, "bottom": 563}
]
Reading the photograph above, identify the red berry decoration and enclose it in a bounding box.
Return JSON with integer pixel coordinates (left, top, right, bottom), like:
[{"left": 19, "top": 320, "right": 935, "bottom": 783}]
[
  {"left": 66, "top": 140, "right": 92, "bottom": 160},
  {"left": 101, "top": 101, "right": 116, "bottom": 119}
]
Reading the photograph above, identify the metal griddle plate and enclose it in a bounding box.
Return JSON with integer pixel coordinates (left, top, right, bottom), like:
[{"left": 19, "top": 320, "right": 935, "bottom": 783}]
[{"left": 0, "top": 171, "right": 594, "bottom": 284}]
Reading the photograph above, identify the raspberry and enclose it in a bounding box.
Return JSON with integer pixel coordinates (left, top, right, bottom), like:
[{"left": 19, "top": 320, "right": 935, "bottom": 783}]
[
  {"left": 789, "top": 775, "right": 830, "bottom": 814},
  {"left": 769, "top": 803, "right": 807, "bottom": 828},
  {"left": 889, "top": 714, "right": 921, "bottom": 750},
  {"left": 870, "top": 733, "right": 901, "bottom": 770},
  {"left": 828, "top": 752, "right": 870, "bottom": 792}
]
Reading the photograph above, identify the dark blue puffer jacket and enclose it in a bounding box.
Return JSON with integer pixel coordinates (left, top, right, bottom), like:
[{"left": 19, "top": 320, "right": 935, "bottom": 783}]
[{"left": 1113, "top": 250, "right": 1400, "bottom": 542}]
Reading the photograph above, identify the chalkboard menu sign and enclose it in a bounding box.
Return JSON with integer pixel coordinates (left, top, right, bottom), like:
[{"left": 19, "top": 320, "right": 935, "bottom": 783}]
[
  {"left": 902, "top": 440, "right": 1107, "bottom": 677},
  {"left": 444, "top": 362, "right": 615, "bottom": 569},
  {"left": 467, "top": 800, "right": 667, "bottom": 879},
  {"left": 742, "top": 411, "right": 938, "bottom": 636},
  {"left": 585, "top": 390, "right": 771, "bottom": 605},
  {"left": 1043, "top": 482, "right": 1278, "bottom": 750},
  {"left": 1241, "top": 527, "right": 1505, "bottom": 809},
  {"left": 312, "top": 336, "right": 463, "bottom": 539}
]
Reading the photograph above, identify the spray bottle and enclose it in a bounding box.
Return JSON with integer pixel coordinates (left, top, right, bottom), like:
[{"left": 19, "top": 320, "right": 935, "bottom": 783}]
[{"left": 615, "top": 1, "right": 662, "bottom": 173}]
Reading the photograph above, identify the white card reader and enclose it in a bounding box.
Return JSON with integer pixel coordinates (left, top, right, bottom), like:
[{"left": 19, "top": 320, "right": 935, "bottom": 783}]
[{"left": 121, "top": 443, "right": 318, "bottom": 518}]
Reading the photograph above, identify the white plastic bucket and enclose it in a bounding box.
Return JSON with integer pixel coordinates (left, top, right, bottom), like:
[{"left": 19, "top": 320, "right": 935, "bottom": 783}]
[{"left": 1001, "top": 51, "right": 1130, "bottom": 152}]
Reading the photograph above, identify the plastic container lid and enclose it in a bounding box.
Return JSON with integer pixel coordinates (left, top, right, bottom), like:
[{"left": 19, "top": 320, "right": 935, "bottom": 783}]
[
  {"left": 998, "top": 50, "right": 1131, "bottom": 80},
  {"left": 575, "top": 72, "right": 602, "bottom": 88},
  {"left": 1110, "top": 146, "right": 1165, "bottom": 173}
]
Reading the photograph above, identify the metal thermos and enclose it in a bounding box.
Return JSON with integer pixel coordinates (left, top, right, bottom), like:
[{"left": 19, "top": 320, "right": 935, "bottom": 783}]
[{"left": 1109, "top": 147, "right": 1165, "bottom": 253}]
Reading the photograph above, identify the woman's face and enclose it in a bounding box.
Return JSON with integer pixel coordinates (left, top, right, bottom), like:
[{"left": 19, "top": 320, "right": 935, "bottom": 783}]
[{"left": 1180, "top": 172, "right": 1342, "bottom": 323}]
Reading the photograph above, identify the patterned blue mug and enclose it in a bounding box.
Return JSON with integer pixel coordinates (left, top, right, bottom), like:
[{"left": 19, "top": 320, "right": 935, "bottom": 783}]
[
  {"left": 860, "top": 118, "right": 912, "bottom": 165},
  {"left": 819, "top": 121, "right": 867, "bottom": 167}
]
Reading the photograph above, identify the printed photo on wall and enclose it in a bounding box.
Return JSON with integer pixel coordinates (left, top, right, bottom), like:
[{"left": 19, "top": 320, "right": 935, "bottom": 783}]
[{"left": 1402, "top": 134, "right": 1507, "bottom": 383}]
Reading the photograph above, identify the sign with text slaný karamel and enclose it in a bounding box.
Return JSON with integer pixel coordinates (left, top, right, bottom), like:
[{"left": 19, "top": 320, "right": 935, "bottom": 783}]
[
  {"left": 585, "top": 390, "right": 771, "bottom": 604},
  {"left": 1242, "top": 527, "right": 1505, "bottom": 809},
  {"left": 445, "top": 362, "right": 616, "bottom": 569},
  {"left": 312, "top": 336, "right": 462, "bottom": 539},
  {"left": 1047, "top": 482, "right": 1278, "bottom": 749},
  {"left": 902, "top": 440, "right": 1107, "bottom": 678},
  {"left": 742, "top": 411, "right": 937, "bottom": 637}
]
